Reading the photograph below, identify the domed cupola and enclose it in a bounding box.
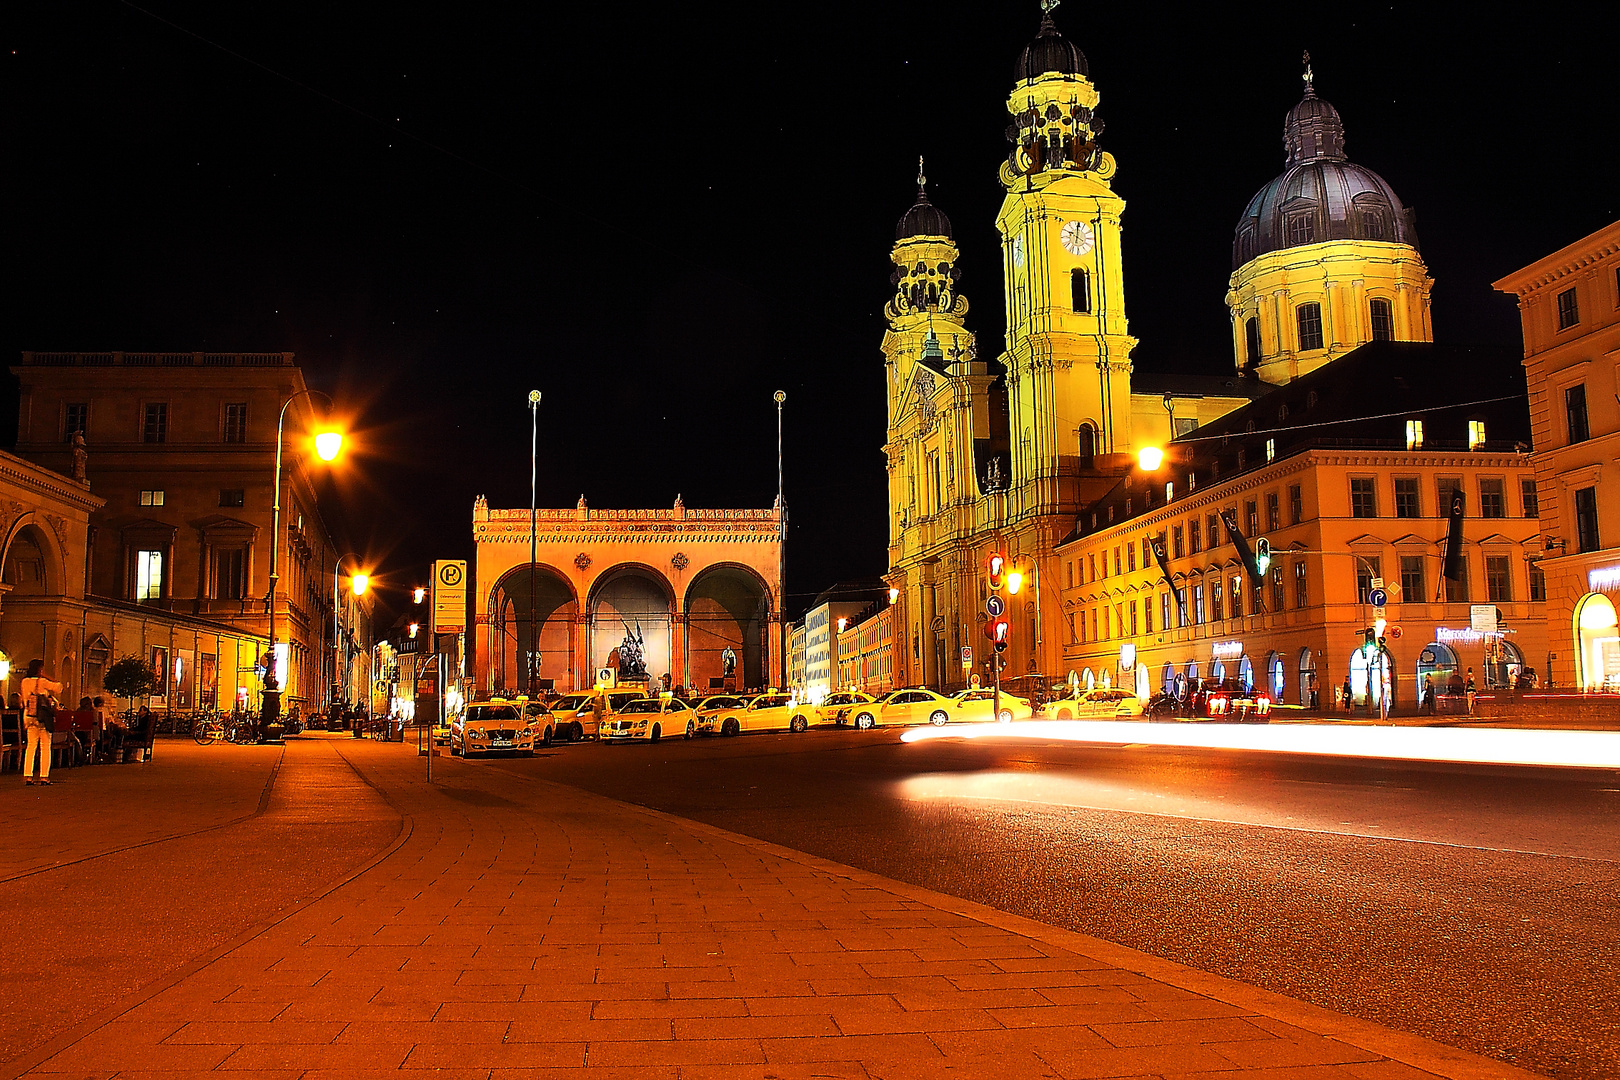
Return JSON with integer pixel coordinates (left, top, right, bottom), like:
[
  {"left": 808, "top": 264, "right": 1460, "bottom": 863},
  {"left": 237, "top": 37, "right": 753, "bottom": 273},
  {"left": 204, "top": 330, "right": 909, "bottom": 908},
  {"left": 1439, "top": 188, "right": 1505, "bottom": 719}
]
[
  {"left": 1224, "top": 54, "right": 1433, "bottom": 386},
  {"left": 886, "top": 158, "right": 969, "bottom": 324},
  {"left": 1232, "top": 55, "right": 1418, "bottom": 270},
  {"left": 896, "top": 186, "right": 953, "bottom": 241},
  {"left": 1015, "top": 6, "right": 1088, "bottom": 82}
]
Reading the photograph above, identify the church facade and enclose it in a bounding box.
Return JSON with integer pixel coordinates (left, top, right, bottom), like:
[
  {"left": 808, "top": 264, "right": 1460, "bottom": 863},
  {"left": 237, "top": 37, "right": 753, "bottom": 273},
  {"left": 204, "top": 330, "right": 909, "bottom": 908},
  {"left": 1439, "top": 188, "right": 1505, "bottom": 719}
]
[{"left": 880, "top": 9, "right": 1541, "bottom": 704}]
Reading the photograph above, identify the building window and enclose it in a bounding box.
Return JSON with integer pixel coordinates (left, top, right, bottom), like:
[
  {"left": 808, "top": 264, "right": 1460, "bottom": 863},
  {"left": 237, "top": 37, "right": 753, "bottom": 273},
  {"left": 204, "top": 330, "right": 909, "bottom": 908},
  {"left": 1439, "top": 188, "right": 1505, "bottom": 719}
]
[
  {"left": 1297, "top": 302, "right": 1324, "bottom": 351},
  {"left": 1066, "top": 561, "right": 1073, "bottom": 588},
  {"left": 1091, "top": 610, "right": 1098, "bottom": 641},
  {"left": 139, "top": 489, "right": 165, "bottom": 507},
  {"left": 1394, "top": 477, "right": 1420, "bottom": 519},
  {"left": 1212, "top": 581, "right": 1223, "bottom": 623},
  {"left": 1130, "top": 602, "right": 1139, "bottom": 636},
  {"left": 1565, "top": 384, "right": 1590, "bottom": 444},
  {"left": 65, "top": 403, "right": 88, "bottom": 441},
  {"left": 1369, "top": 298, "right": 1393, "bottom": 341},
  {"left": 1287, "top": 213, "right": 1315, "bottom": 246},
  {"left": 1575, "top": 486, "right": 1600, "bottom": 553},
  {"left": 1437, "top": 477, "right": 1463, "bottom": 517},
  {"left": 134, "top": 549, "right": 163, "bottom": 601},
  {"left": 1207, "top": 514, "right": 1220, "bottom": 550},
  {"left": 1173, "top": 525, "right": 1185, "bottom": 558},
  {"left": 1350, "top": 477, "right": 1378, "bottom": 518},
  {"left": 1245, "top": 500, "right": 1259, "bottom": 538},
  {"left": 1480, "top": 478, "right": 1506, "bottom": 519},
  {"left": 1270, "top": 565, "right": 1285, "bottom": 611},
  {"left": 1289, "top": 484, "right": 1303, "bottom": 525},
  {"left": 1245, "top": 317, "right": 1262, "bottom": 368},
  {"left": 1088, "top": 554, "right": 1096, "bottom": 582},
  {"left": 219, "top": 489, "right": 245, "bottom": 508},
  {"left": 1485, "top": 555, "right": 1512, "bottom": 602},
  {"left": 143, "top": 402, "right": 168, "bottom": 444},
  {"left": 1468, "top": 419, "right": 1487, "bottom": 450},
  {"left": 1188, "top": 518, "right": 1201, "bottom": 554},
  {"left": 1142, "top": 538, "right": 1152, "bottom": 568},
  {"left": 1265, "top": 438, "right": 1275, "bottom": 462},
  {"left": 1229, "top": 575, "right": 1243, "bottom": 620},
  {"left": 1174, "top": 416, "right": 1199, "bottom": 438},
  {"left": 214, "top": 548, "right": 247, "bottom": 600},
  {"left": 223, "top": 402, "right": 248, "bottom": 444},
  {"left": 1192, "top": 585, "right": 1204, "bottom": 625},
  {"left": 1165, "top": 481, "right": 1174, "bottom": 502},
  {"left": 1556, "top": 286, "right": 1579, "bottom": 330},
  {"left": 1355, "top": 557, "right": 1381, "bottom": 603},
  {"left": 1529, "top": 562, "right": 1546, "bottom": 601},
  {"left": 1445, "top": 557, "right": 1471, "bottom": 603},
  {"left": 1293, "top": 561, "right": 1308, "bottom": 608},
  {"left": 1078, "top": 424, "right": 1095, "bottom": 469},
  {"left": 1127, "top": 543, "right": 1137, "bottom": 573},
  {"left": 1405, "top": 419, "right": 1424, "bottom": 449},
  {"left": 1161, "top": 592, "right": 1170, "bottom": 631},
  {"left": 1071, "top": 268, "right": 1091, "bottom": 313},
  {"left": 1522, "top": 479, "right": 1539, "bottom": 518},
  {"left": 1067, "top": 612, "right": 1078, "bottom": 644},
  {"left": 1266, "top": 492, "right": 1280, "bottom": 531},
  {"left": 1400, "top": 556, "right": 1425, "bottom": 604},
  {"left": 1114, "top": 548, "right": 1122, "bottom": 576}
]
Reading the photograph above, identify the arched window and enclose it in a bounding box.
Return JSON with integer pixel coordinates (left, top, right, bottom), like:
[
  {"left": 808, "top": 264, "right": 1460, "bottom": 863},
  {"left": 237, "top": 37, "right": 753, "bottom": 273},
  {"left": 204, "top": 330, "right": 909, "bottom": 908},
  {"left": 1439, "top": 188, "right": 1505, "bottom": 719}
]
[
  {"left": 1077, "top": 424, "right": 1096, "bottom": 469},
  {"left": 1369, "top": 298, "right": 1393, "bottom": 341},
  {"left": 1071, "top": 268, "right": 1091, "bottom": 313},
  {"left": 1296, "top": 302, "right": 1324, "bottom": 351},
  {"left": 1245, "top": 317, "right": 1262, "bottom": 368}
]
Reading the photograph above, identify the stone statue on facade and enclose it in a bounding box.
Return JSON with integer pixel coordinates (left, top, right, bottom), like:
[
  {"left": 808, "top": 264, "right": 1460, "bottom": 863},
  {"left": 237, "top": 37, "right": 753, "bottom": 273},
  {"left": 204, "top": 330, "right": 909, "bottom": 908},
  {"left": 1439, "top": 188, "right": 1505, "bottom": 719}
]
[
  {"left": 721, "top": 647, "right": 737, "bottom": 678},
  {"left": 71, "top": 431, "right": 88, "bottom": 485},
  {"left": 617, "top": 622, "right": 647, "bottom": 681}
]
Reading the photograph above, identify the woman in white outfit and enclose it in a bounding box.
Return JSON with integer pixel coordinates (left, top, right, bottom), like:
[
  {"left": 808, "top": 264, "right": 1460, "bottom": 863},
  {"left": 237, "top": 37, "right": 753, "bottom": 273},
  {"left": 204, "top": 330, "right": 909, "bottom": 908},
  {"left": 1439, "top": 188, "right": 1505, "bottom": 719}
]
[{"left": 21, "top": 658, "right": 64, "bottom": 786}]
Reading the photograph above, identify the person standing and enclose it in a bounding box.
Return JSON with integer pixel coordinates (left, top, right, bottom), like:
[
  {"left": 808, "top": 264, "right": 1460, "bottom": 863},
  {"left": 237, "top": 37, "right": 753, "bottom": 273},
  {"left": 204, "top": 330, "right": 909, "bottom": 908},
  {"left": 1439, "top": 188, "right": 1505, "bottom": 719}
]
[
  {"left": 1465, "top": 667, "right": 1477, "bottom": 714},
  {"left": 20, "top": 659, "right": 64, "bottom": 786}
]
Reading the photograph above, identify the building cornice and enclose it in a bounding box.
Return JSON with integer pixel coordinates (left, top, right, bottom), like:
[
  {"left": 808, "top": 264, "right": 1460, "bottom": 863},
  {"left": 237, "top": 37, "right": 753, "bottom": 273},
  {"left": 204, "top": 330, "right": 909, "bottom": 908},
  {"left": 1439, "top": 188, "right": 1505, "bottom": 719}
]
[
  {"left": 1492, "top": 221, "right": 1620, "bottom": 296},
  {"left": 0, "top": 452, "right": 103, "bottom": 513}
]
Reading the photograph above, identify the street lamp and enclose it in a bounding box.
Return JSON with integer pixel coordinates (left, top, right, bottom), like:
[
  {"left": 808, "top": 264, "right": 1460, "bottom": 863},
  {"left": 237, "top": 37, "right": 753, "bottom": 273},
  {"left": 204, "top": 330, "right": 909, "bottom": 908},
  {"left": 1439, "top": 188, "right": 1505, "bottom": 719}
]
[
  {"left": 527, "top": 390, "right": 541, "bottom": 697},
  {"left": 1138, "top": 445, "right": 1164, "bottom": 471},
  {"left": 265, "top": 390, "right": 342, "bottom": 742},
  {"left": 334, "top": 553, "right": 368, "bottom": 721},
  {"left": 775, "top": 390, "right": 786, "bottom": 688}
]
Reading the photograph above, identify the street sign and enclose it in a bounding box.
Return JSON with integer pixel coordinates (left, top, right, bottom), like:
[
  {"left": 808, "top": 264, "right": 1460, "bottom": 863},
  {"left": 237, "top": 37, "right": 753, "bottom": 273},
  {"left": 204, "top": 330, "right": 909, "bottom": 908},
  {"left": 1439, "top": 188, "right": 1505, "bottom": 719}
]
[
  {"left": 1370, "top": 576, "right": 1384, "bottom": 590},
  {"left": 433, "top": 559, "right": 467, "bottom": 634},
  {"left": 1372, "top": 605, "right": 1386, "bottom": 620},
  {"left": 1470, "top": 604, "right": 1498, "bottom": 633},
  {"left": 960, "top": 646, "right": 973, "bottom": 664},
  {"left": 1367, "top": 588, "right": 1388, "bottom": 607},
  {"left": 985, "top": 595, "right": 1005, "bottom": 618},
  {"left": 1390, "top": 624, "right": 1403, "bottom": 639}
]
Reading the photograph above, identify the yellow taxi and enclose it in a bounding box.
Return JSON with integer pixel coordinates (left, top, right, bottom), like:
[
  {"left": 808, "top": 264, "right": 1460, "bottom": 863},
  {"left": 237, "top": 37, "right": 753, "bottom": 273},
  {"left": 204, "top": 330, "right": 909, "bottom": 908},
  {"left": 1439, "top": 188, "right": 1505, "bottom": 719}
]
[
  {"left": 550, "top": 689, "right": 646, "bottom": 740},
  {"left": 692, "top": 694, "right": 748, "bottom": 736},
  {"left": 947, "top": 689, "right": 1034, "bottom": 723},
  {"left": 451, "top": 698, "right": 554, "bottom": 757},
  {"left": 848, "top": 688, "right": 959, "bottom": 729},
  {"left": 702, "top": 691, "right": 797, "bottom": 736},
  {"left": 602, "top": 696, "right": 695, "bottom": 742},
  {"left": 1043, "top": 688, "right": 1144, "bottom": 720},
  {"left": 809, "top": 690, "right": 879, "bottom": 727}
]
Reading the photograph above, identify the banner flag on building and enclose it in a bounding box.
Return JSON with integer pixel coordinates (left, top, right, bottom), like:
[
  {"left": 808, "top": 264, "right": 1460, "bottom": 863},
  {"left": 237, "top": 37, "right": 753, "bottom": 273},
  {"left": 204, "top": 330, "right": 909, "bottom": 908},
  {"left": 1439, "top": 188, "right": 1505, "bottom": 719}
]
[
  {"left": 1150, "top": 533, "right": 1186, "bottom": 625},
  {"left": 1443, "top": 489, "right": 1467, "bottom": 582},
  {"left": 1219, "top": 510, "right": 1267, "bottom": 590}
]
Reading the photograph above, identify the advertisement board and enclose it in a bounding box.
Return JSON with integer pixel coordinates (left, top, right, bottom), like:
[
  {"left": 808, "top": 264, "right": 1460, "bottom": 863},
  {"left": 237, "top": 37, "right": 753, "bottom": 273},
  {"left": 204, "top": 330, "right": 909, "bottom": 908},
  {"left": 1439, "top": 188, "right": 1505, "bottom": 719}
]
[{"left": 433, "top": 559, "right": 467, "bottom": 634}]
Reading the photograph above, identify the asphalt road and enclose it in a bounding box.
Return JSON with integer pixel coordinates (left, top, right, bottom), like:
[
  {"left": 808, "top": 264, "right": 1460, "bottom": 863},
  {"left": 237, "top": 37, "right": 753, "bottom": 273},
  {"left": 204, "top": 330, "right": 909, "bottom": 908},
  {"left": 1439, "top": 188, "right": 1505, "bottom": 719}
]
[{"left": 466, "top": 725, "right": 1620, "bottom": 1080}]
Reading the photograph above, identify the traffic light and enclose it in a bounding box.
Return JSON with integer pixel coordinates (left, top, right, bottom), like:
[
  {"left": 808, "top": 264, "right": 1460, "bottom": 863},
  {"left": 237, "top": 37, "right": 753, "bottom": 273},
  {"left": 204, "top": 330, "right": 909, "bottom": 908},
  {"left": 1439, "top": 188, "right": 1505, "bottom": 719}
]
[
  {"left": 988, "top": 551, "right": 1006, "bottom": 591},
  {"left": 991, "top": 617, "right": 1011, "bottom": 653},
  {"left": 1219, "top": 510, "right": 1267, "bottom": 590},
  {"left": 1255, "top": 538, "right": 1271, "bottom": 577}
]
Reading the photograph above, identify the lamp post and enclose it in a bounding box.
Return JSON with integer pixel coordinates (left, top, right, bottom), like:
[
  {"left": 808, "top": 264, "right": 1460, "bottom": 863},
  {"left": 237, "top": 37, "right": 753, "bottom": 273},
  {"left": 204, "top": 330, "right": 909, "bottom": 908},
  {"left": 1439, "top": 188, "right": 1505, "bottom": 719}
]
[
  {"left": 775, "top": 390, "right": 786, "bottom": 688},
  {"left": 528, "top": 390, "right": 541, "bottom": 698},
  {"left": 264, "top": 390, "right": 340, "bottom": 742},
  {"left": 333, "top": 553, "right": 367, "bottom": 719}
]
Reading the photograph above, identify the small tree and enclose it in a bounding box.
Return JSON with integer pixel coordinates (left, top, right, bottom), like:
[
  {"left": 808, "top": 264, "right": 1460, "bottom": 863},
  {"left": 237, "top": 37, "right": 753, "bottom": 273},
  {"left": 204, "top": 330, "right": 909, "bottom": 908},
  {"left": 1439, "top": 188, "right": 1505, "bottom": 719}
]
[{"left": 103, "top": 655, "right": 157, "bottom": 714}]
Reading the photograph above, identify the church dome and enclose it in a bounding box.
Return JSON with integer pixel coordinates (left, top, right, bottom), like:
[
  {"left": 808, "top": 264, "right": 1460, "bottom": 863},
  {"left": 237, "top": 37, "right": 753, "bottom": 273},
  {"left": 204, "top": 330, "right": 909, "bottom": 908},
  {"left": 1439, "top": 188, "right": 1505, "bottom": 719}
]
[
  {"left": 1014, "top": 11, "right": 1088, "bottom": 83},
  {"left": 1232, "top": 78, "right": 1417, "bottom": 270},
  {"left": 896, "top": 189, "right": 952, "bottom": 241}
]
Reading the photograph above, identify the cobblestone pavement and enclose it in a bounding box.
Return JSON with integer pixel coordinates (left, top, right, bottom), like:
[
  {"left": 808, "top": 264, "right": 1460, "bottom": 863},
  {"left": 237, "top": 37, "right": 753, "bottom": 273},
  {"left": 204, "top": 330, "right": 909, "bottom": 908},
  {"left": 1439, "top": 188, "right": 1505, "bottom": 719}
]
[{"left": 2, "top": 734, "right": 1541, "bottom": 1079}]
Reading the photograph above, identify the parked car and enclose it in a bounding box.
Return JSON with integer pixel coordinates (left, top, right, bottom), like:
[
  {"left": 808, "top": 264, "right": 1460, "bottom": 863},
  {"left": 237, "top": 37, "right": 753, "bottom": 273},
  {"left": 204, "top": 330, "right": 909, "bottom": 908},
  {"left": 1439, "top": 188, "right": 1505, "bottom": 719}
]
[
  {"left": 451, "top": 698, "right": 554, "bottom": 757},
  {"left": 1043, "top": 688, "right": 1144, "bottom": 721},
  {"left": 848, "top": 688, "right": 959, "bottom": 729},
  {"left": 947, "top": 689, "right": 1034, "bottom": 724},
  {"left": 702, "top": 691, "right": 796, "bottom": 736},
  {"left": 550, "top": 689, "right": 646, "bottom": 740},
  {"left": 602, "top": 696, "right": 694, "bottom": 742},
  {"left": 692, "top": 694, "right": 748, "bottom": 735},
  {"left": 431, "top": 720, "right": 454, "bottom": 744},
  {"left": 809, "top": 690, "right": 878, "bottom": 726},
  {"left": 1205, "top": 684, "right": 1273, "bottom": 720}
]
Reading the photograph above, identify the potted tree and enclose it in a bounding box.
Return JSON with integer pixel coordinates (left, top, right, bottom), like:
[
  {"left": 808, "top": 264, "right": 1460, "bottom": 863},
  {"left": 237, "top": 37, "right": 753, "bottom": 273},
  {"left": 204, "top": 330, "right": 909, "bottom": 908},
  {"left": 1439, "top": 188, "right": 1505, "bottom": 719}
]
[{"left": 103, "top": 656, "right": 158, "bottom": 760}]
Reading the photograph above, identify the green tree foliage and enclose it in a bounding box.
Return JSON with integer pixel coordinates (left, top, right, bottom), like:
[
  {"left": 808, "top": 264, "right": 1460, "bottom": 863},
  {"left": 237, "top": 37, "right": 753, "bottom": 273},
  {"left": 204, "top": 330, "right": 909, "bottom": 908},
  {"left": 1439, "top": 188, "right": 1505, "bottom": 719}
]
[{"left": 103, "top": 655, "right": 157, "bottom": 710}]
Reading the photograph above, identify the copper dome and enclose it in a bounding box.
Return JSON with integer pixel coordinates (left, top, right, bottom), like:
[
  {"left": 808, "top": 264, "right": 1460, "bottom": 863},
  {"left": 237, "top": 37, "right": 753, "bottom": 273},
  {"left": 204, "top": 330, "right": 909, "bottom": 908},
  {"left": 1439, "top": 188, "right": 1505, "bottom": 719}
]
[{"left": 1014, "top": 12, "right": 1088, "bottom": 83}]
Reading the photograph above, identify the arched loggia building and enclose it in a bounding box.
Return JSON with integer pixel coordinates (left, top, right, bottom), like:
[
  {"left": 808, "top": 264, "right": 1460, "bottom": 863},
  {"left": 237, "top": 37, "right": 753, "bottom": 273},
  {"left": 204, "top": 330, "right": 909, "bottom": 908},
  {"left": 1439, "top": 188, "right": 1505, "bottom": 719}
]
[{"left": 472, "top": 495, "right": 781, "bottom": 696}]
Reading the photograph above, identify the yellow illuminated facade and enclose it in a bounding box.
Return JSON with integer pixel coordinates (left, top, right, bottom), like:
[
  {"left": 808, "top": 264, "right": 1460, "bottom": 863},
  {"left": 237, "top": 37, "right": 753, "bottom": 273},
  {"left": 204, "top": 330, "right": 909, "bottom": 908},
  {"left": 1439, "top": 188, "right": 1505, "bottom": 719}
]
[{"left": 1226, "top": 61, "right": 1432, "bottom": 385}]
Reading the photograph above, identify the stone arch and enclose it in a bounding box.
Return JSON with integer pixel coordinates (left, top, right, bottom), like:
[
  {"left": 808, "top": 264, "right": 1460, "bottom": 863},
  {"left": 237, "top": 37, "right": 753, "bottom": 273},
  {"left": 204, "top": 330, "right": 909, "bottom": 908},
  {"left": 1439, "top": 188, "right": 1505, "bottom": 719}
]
[
  {"left": 684, "top": 562, "right": 771, "bottom": 692},
  {"left": 2, "top": 517, "right": 66, "bottom": 597},
  {"left": 588, "top": 564, "right": 676, "bottom": 688},
  {"left": 488, "top": 564, "right": 578, "bottom": 695}
]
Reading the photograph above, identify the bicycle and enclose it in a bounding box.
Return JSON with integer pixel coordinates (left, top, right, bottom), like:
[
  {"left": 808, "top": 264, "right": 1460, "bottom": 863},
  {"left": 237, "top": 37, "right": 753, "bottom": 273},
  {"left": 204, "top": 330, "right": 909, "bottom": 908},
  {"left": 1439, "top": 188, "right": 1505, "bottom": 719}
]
[{"left": 192, "top": 712, "right": 250, "bottom": 745}]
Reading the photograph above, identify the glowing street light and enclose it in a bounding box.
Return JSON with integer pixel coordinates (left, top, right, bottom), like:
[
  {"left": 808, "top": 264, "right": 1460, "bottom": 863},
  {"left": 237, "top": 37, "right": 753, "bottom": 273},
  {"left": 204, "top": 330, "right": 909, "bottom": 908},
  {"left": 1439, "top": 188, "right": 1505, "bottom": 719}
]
[
  {"left": 1007, "top": 569, "right": 1024, "bottom": 595},
  {"left": 888, "top": 587, "right": 899, "bottom": 604},
  {"left": 351, "top": 573, "right": 370, "bottom": 596},
  {"left": 1138, "top": 445, "right": 1164, "bottom": 471},
  {"left": 412, "top": 586, "right": 426, "bottom": 604},
  {"left": 314, "top": 430, "right": 344, "bottom": 461}
]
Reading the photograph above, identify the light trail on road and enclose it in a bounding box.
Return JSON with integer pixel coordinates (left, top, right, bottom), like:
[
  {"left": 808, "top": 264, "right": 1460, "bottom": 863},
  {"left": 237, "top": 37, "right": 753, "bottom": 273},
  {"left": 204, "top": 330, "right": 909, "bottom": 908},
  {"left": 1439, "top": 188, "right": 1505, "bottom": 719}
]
[{"left": 899, "top": 718, "right": 1620, "bottom": 769}]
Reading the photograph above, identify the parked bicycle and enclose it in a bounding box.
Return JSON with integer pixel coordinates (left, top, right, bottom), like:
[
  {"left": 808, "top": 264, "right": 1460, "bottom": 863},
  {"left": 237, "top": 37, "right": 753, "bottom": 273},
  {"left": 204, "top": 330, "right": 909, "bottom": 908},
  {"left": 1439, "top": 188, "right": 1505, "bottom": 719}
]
[{"left": 192, "top": 712, "right": 252, "bottom": 745}]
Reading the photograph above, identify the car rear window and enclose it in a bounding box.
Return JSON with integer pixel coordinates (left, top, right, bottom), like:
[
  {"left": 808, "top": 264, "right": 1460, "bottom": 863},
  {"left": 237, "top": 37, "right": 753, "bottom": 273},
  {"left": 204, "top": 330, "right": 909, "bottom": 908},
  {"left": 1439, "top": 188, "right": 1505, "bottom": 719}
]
[{"left": 754, "top": 695, "right": 789, "bottom": 708}]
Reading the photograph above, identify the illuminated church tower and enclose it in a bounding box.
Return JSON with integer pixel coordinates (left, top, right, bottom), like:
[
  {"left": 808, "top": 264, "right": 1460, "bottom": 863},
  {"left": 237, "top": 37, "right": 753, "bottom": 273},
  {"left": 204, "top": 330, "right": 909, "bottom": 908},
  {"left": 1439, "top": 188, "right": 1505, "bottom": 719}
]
[
  {"left": 1227, "top": 56, "right": 1433, "bottom": 384},
  {"left": 997, "top": 2, "right": 1136, "bottom": 516}
]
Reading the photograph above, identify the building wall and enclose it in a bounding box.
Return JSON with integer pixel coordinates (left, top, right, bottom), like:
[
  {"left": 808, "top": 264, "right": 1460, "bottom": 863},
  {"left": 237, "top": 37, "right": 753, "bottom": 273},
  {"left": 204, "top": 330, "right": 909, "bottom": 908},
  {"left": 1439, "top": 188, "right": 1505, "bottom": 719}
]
[
  {"left": 1495, "top": 221, "right": 1620, "bottom": 688},
  {"left": 1056, "top": 450, "right": 1547, "bottom": 707},
  {"left": 11, "top": 351, "right": 346, "bottom": 709}
]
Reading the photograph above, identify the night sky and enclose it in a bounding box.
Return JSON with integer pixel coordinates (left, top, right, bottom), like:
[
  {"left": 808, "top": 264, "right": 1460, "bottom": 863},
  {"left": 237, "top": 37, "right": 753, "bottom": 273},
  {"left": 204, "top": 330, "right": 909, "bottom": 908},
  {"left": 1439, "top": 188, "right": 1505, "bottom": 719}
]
[{"left": 7, "top": 2, "right": 1616, "bottom": 621}]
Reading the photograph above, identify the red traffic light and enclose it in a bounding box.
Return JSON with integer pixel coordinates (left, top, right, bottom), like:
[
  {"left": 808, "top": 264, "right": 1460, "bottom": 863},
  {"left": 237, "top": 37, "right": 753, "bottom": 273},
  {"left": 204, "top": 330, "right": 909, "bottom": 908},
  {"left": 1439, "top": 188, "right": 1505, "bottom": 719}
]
[
  {"left": 988, "top": 551, "right": 1006, "bottom": 590},
  {"left": 990, "top": 616, "right": 1011, "bottom": 652}
]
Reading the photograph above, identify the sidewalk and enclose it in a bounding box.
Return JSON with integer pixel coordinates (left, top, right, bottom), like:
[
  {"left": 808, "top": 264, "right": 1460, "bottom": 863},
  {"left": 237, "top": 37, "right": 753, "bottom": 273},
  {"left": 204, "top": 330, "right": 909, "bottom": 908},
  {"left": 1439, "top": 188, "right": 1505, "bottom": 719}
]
[{"left": 7, "top": 735, "right": 1539, "bottom": 1079}]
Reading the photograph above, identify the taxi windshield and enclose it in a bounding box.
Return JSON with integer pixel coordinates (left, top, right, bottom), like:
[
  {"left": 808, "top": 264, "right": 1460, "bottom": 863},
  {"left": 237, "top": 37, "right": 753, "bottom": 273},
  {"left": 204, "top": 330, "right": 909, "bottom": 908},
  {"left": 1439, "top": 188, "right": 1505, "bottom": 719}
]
[
  {"left": 752, "top": 695, "right": 789, "bottom": 709},
  {"left": 556, "top": 695, "right": 591, "bottom": 710},
  {"left": 699, "top": 696, "right": 742, "bottom": 710},
  {"left": 619, "top": 700, "right": 661, "bottom": 714},
  {"left": 465, "top": 705, "right": 519, "bottom": 723}
]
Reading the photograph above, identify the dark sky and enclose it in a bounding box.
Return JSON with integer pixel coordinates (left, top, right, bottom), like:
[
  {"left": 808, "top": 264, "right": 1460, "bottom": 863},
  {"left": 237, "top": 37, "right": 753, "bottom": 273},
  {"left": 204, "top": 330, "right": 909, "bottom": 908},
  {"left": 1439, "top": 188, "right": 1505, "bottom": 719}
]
[{"left": 6, "top": 2, "right": 1616, "bottom": 620}]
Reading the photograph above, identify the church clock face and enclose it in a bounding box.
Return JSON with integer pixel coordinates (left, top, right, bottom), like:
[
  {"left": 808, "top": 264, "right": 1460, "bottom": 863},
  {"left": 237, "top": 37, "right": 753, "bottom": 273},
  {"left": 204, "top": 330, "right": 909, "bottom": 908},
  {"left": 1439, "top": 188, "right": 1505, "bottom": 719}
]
[
  {"left": 1011, "top": 234, "right": 1025, "bottom": 268},
  {"left": 1061, "top": 219, "right": 1095, "bottom": 257}
]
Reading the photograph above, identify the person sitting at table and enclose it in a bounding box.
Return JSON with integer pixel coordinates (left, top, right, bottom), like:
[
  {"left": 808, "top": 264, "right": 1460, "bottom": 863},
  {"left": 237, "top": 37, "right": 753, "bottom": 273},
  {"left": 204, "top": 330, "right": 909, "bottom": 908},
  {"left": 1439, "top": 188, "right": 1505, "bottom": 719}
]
[{"left": 93, "top": 696, "right": 123, "bottom": 762}]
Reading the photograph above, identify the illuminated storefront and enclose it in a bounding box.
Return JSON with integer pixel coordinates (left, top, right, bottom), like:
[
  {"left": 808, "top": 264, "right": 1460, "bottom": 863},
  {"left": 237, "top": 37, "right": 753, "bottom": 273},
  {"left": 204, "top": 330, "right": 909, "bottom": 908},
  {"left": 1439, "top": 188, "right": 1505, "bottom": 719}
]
[{"left": 1574, "top": 593, "right": 1620, "bottom": 691}]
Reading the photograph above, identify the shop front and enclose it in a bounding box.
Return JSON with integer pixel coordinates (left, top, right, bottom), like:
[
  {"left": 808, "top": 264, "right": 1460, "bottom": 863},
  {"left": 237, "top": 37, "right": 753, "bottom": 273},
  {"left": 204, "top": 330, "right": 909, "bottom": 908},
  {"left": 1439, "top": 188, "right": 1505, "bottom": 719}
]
[{"left": 1574, "top": 592, "right": 1620, "bottom": 690}]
